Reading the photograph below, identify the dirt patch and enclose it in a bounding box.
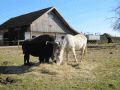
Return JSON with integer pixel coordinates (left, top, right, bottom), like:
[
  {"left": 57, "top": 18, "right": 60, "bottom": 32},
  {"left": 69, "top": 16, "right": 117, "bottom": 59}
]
[{"left": 0, "top": 77, "right": 17, "bottom": 84}]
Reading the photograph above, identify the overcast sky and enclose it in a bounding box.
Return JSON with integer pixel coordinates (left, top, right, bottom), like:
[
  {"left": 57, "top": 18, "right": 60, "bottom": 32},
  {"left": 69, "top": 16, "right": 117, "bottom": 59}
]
[{"left": 0, "top": 0, "right": 120, "bottom": 36}]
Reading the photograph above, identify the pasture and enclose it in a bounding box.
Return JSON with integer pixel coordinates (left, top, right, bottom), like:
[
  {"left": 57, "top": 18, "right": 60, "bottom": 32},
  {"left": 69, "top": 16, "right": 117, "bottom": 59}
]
[{"left": 0, "top": 44, "right": 120, "bottom": 90}]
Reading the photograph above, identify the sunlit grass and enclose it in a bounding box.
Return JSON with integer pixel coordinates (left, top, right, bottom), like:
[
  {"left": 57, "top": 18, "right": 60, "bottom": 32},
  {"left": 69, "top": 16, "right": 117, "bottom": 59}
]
[{"left": 0, "top": 45, "right": 120, "bottom": 90}]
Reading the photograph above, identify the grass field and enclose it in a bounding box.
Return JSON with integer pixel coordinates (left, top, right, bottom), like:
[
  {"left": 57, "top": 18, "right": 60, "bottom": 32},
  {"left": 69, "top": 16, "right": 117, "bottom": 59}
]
[{"left": 0, "top": 44, "right": 120, "bottom": 90}]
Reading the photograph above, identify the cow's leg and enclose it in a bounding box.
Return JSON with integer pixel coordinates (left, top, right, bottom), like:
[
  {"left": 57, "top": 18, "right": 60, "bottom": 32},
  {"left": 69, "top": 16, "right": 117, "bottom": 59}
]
[
  {"left": 24, "top": 55, "right": 27, "bottom": 65},
  {"left": 39, "top": 57, "right": 41, "bottom": 63},
  {"left": 51, "top": 55, "right": 54, "bottom": 61},
  {"left": 45, "top": 57, "right": 50, "bottom": 63},
  {"left": 24, "top": 54, "right": 30, "bottom": 65},
  {"left": 39, "top": 57, "right": 44, "bottom": 64},
  {"left": 72, "top": 48, "right": 78, "bottom": 62}
]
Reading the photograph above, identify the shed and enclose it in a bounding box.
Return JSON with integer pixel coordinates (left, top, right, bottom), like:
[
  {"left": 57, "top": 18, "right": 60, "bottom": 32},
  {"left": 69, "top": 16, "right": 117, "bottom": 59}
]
[
  {"left": 0, "top": 7, "right": 78, "bottom": 45},
  {"left": 86, "top": 34, "right": 100, "bottom": 44},
  {"left": 86, "top": 34, "right": 100, "bottom": 41}
]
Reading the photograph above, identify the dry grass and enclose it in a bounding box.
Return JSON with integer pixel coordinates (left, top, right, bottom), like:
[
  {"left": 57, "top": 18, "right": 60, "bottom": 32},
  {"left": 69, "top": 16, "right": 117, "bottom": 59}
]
[{"left": 0, "top": 44, "right": 120, "bottom": 90}]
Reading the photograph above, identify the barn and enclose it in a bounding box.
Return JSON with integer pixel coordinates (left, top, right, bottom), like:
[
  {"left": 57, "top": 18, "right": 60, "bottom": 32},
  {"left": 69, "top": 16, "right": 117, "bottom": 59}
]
[{"left": 0, "top": 7, "right": 78, "bottom": 45}]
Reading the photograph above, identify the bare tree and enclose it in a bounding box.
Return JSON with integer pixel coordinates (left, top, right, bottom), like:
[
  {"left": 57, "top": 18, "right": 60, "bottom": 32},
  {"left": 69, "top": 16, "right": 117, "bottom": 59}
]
[{"left": 114, "top": 6, "right": 120, "bottom": 30}]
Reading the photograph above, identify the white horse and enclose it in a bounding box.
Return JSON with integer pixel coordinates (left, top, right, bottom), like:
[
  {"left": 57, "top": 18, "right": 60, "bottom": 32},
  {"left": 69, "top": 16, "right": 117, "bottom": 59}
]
[{"left": 54, "top": 34, "right": 87, "bottom": 65}]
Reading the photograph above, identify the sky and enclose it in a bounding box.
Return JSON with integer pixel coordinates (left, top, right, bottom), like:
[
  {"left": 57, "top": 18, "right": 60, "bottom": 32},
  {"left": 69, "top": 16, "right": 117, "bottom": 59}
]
[{"left": 0, "top": 0, "right": 120, "bottom": 36}]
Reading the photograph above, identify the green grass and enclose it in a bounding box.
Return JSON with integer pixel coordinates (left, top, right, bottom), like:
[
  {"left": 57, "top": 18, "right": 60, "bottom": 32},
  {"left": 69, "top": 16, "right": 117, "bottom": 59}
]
[{"left": 0, "top": 45, "right": 120, "bottom": 90}]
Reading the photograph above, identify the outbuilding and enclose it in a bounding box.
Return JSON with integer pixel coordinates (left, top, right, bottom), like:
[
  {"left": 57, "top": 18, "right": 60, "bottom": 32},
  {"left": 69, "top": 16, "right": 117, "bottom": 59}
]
[{"left": 0, "top": 7, "right": 78, "bottom": 45}]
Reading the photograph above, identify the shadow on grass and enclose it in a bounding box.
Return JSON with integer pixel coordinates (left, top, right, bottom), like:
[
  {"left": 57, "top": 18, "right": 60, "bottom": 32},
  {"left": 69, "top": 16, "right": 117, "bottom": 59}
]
[{"left": 0, "top": 62, "right": 40, "bottom": 74}]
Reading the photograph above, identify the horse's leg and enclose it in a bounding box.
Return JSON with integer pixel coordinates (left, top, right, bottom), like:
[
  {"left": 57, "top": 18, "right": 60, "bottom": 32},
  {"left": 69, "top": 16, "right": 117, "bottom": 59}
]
[
  {"left": 66, "top": 52, "right": 69, "bottom": 61},
  {"left": 57, "top": 48, "right": 64, "bottom": 65},
  {"left": 66, "top": 49, "right": 69, "bottom": 61},
  {"left": 84, "top": 45, "right": 87, "bottom": 56},
  {"left": 24, "top": 54, "right": 30, "bottom": 65},
  {"left": 81, "top": 45, "right": 87, "bottom": 62},
  {"left": 72, "top": 48, "right": 78, "bottom": 62},
  {"left": 81, "top": 48, "right": 84, "bottom": 62}
]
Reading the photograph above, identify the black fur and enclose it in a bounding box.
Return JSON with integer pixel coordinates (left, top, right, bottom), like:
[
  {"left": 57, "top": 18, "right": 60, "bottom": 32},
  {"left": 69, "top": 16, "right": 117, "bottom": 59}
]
[{"left": 22, "top": 35, "right": 55, "bottom": 65}]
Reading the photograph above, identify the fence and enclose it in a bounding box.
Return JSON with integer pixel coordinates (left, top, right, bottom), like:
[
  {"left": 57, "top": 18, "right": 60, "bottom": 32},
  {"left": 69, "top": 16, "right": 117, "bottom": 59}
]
[
  {"left": 0, "top": 40, "right": 24, "bottom": 46},
  {"left": 0, "top": 36, "right": 120, "bottom": 46}
]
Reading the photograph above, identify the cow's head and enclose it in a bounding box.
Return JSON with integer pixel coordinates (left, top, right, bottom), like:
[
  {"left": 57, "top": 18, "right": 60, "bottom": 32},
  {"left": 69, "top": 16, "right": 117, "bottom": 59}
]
[{"left": 45, "top": 41, "right": 61, "bottom": 63}]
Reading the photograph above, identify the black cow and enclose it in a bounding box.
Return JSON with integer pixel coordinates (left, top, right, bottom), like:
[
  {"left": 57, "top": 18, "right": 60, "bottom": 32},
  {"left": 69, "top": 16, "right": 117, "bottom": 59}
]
[{"left": 22, "top": 35, "right": 57, "bottom": 65}]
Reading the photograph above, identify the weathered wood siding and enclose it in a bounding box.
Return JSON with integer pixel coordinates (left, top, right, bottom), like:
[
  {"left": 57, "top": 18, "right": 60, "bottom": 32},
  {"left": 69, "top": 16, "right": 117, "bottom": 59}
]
[
  {"left": 31, "top": 11, "right": 71, "bottom": 34},
  {"left": 31, "top": 31, "right": 64, "bottom": 36}
]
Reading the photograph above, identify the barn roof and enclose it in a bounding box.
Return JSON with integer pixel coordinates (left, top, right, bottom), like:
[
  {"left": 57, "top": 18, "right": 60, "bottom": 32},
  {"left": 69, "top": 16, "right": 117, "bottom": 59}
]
[
  {"left": 0, "top": 7, "right": 52, "bottom": 30},
  {"left": 0, "top": 7, "right": 79, "bottom": 34}
]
